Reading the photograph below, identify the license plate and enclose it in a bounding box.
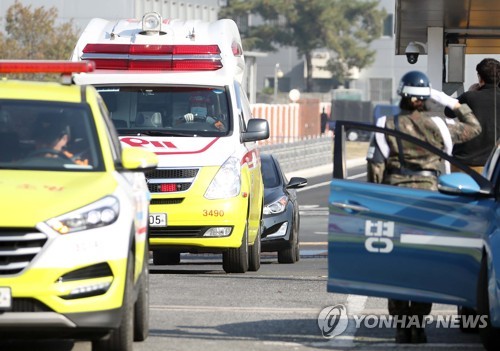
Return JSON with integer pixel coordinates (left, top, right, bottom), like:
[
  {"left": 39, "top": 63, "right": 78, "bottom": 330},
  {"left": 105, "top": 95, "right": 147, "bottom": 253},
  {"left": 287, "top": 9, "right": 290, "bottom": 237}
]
[
  {"left": 0, "top": 287, "right": 12, "bottom": 310},
  {"left": 149, "top": 213, "right": 167, "bottom": 227}
]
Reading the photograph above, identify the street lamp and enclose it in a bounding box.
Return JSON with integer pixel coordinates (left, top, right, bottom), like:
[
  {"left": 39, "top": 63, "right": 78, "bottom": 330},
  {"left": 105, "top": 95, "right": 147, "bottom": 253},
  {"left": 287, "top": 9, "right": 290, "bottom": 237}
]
[{"left": 274, "top": 63, "right": 284, "bottom": 103}]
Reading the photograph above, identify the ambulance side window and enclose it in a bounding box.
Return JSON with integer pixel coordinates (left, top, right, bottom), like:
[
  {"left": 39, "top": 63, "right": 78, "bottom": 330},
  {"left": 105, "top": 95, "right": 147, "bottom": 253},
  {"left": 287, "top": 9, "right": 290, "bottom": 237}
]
[{"left": 234, "top": 82, "right": 252, "bottom": 132}]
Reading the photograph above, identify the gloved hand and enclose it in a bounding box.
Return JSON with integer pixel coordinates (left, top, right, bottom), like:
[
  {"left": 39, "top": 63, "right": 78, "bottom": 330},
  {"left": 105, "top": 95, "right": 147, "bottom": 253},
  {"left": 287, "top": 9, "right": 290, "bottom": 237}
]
[
  {"left": 183, "top": 113, "right": 194, "bottom": 122},
  {"left": 430, "top": 89, "right": 459, "bottom": 109}
]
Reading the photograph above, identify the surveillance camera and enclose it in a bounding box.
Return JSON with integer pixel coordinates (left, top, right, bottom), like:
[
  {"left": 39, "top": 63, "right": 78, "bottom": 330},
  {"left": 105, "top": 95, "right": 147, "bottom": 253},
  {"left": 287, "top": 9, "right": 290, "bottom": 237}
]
[
  {"left": 405, "top": 42, "right": 420, "bottom": 64},
  {"left": 406, "top": 52, "right": 419, "bottom": 64}
]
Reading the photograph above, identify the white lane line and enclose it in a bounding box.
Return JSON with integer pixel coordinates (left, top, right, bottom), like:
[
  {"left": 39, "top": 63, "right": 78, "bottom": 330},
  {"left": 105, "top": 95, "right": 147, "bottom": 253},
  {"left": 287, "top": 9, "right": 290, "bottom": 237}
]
[
  {"left": 313, "top": 294, "right": 368, "bottom": 348},
  {"left": 151, "top": 305, "right": 319, "bottom": 314},
  {"left": 297, "top": 172, "right": 366, "bottom": 193}
]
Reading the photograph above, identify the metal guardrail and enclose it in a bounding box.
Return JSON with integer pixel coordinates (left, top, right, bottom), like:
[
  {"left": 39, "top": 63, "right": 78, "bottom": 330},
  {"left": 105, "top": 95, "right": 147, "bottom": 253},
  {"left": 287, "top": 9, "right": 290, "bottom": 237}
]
[{"left": 259, "top": 134, "right": 334, "bottom": 174}]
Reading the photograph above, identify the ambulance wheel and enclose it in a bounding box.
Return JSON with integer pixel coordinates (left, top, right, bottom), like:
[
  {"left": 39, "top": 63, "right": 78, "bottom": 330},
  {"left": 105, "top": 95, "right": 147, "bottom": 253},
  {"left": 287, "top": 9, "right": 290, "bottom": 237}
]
[
  {"left": 152, "top": 250, "right": 181, "bottom": 265},
  {"left": 478, "top": 255, "right": 500, "bottom": 350},
  {"left": 134, "top": 247, "right": 150, "bottom": 341},
  {"left": 223, "top": 226, "right": 248, "bottom": 273},
  {"left": 248, "top": 226, "right": 261, "bottom": 272},
  {"left": 92, "top": 253, "right": 134, "bottom": 351}
]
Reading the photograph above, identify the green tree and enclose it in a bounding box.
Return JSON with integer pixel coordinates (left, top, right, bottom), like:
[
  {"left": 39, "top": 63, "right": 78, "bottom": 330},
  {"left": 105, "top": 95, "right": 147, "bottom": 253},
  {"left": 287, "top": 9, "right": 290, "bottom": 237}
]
[
  {"left": 0, "top": 0, "right": 79, "bottom": 60},
  {"left": 219, "top": 0, "right": 385, "bottom": 91}
]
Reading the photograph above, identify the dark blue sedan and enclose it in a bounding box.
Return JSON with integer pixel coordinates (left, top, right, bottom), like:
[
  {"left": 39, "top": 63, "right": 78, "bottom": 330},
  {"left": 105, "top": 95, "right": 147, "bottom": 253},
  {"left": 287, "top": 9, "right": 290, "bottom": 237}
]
[
  {"left": 328, "top": 120, "right": 500, "bottom": 350},
  {"left": 260, "top": 154, "right": 307, "bottom": 263}
]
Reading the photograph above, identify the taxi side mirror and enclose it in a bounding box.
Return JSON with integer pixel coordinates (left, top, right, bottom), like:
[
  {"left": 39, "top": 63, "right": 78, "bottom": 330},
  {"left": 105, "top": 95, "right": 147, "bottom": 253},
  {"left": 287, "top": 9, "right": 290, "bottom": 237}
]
[{"left": 121, "top": 147, "right": 158, "bottom": 171}]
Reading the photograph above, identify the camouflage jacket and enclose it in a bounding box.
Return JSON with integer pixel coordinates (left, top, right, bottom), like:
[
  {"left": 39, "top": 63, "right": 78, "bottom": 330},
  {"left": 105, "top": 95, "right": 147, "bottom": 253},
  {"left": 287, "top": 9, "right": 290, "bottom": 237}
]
[{"left": 367, "top": 104, "right": 481, "bottom": 190}]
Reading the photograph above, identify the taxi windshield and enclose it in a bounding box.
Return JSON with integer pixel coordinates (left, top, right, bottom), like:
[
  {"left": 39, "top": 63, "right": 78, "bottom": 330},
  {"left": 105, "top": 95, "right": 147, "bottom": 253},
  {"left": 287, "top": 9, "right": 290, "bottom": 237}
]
[
  {"left": 0, "top": 101, "right": 102, "bottom": 171},
  {"left": 97, "top": 86, "right": 231, "bottom": 136}
]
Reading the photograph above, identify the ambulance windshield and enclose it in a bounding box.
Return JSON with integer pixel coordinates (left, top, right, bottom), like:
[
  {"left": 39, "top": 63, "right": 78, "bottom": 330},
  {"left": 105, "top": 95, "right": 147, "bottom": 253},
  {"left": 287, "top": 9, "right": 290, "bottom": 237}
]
[{"left": 98, "top": 86, "right": 231, "bottom": 136}]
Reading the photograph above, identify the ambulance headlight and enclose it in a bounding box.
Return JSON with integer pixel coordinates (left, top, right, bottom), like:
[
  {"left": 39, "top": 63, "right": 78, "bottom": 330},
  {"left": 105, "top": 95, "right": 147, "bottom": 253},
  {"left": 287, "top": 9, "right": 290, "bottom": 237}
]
[
  {"left": 46, "top": 196, "right": 119, "bottom": 234},
  {"left": 142, "top": 12, "right": 162, "bottom": 33},
  {"left": 205, "top": 157, "right": 240, "bottom": 199}
]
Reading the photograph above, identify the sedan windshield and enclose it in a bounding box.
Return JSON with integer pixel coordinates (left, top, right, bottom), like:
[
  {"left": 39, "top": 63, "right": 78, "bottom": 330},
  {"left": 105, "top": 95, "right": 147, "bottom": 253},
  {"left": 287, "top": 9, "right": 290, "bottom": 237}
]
[
  {"left": 97, "top": 86, "right": 231, "bottom": 136},
  {"left": 0, "top": 101, "right": 102, "bottom": 171}
]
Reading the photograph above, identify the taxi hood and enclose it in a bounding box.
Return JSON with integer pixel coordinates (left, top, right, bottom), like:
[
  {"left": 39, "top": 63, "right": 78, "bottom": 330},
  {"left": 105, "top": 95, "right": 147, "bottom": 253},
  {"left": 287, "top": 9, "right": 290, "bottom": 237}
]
[
  {"left": 0, "top": 171, "right": 117, "bottom": 227},
  {"left": 119, "top": 136, "right": 240, "bottom": 168}
]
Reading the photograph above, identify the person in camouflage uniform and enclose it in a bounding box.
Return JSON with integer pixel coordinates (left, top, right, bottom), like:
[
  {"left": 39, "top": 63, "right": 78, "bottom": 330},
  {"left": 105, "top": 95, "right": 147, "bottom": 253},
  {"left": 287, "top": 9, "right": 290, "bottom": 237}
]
[{"left": 366, "top": 70, "right": 481, "bottom": 344}]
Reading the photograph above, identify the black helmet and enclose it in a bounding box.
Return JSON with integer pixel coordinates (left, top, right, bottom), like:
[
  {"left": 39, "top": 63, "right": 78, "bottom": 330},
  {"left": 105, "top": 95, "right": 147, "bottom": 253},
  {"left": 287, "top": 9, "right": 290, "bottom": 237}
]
[{"left": 397, "top": 71, "right": 431, "bottom": 100}]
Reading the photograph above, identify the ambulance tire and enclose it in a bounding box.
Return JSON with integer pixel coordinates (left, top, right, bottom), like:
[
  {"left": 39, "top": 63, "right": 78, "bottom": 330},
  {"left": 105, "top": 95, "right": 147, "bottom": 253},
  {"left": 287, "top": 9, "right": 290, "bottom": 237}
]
[
  {"left": 134, "top": 246, "right": 150, "bottom": 341},
  {"left": 152, "top": 250, "right": 181, "bottom": 265},
  {"left": 478, "top": 255, "right": 500, "bottom": 350},
  {"left": 223, "top": 225, "right": 249, "bottom": 273},
  {"left": 92, "top": 252, "right": 134, "bottom": 351},
  {"left": 248, "top": 226, "right": 261, "bottom": 272}
]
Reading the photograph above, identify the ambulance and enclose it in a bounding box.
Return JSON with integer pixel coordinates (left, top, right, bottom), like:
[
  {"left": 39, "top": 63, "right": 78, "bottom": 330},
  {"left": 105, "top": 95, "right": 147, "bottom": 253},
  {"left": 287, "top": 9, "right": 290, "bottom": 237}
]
[
  {"left": 0, "top": 61, "right": 157, "bottom": 350},
  {"left": 72, "top": 12, "right": 270, "bottom": 273}
]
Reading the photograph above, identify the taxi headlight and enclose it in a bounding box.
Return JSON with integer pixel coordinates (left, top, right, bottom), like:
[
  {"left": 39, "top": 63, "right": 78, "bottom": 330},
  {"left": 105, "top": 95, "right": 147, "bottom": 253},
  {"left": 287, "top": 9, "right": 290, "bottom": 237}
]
[
  {"left": 46, "top": 196, "right": 120, "bottom": 234},
  {"left": 205, "top": 157, "right": 240, "bottom": 199}
]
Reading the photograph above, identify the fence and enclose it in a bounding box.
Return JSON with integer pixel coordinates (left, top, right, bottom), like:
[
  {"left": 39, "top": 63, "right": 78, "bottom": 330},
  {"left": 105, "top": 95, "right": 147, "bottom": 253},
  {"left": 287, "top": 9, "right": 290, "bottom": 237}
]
[{"left": 251, "top": 100, "right": 334, "bottom": 174}]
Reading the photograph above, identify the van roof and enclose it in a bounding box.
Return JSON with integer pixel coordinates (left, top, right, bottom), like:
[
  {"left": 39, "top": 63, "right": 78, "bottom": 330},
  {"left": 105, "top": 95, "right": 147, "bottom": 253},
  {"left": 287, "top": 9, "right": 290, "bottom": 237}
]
[{"left": 72, "top": 13, "right": 245, "bottom": 84}]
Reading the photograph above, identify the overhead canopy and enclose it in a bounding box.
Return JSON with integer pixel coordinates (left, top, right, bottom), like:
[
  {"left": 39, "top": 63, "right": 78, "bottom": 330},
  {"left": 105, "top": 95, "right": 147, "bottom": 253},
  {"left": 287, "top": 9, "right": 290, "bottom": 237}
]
[{"left": 395, "top": 0, "right": 500, "bottom": 55}]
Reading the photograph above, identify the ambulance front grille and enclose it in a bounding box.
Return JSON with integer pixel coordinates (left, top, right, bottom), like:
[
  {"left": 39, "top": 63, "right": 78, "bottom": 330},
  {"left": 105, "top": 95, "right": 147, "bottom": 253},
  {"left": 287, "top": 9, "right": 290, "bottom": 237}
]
[
  {"left": 146, "top": 168, "right": 199, "bottom": 194},
  {"left": 147, "top": 168, "right": 199, "bottom": 179},
  {"left": 149, "top": 226, "right": 208, "bottom": 238},
  {"left": 0, "top": 229, "right": 48, "bottom": 275}
]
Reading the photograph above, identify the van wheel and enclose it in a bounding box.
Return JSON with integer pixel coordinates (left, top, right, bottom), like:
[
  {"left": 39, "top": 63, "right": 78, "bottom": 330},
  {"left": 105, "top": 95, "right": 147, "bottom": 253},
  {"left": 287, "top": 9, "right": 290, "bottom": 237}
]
[
  {"left": 222, "top": 226, "right": 248, "bottom": 273},
  {"left": 478, "top": 255, "right": 500, "bottom": 350},
  {"left": 248, "top": 226, "right": 261, "bottom": 272},
  {"left": 92, "top": 253, "right": 134, "bottom": 351},
  {"left": 134, "top": 248, "right": 150, "bottom": 341},
  {"left": 152, "top": 250, "right": 181, "bottom": 265}
]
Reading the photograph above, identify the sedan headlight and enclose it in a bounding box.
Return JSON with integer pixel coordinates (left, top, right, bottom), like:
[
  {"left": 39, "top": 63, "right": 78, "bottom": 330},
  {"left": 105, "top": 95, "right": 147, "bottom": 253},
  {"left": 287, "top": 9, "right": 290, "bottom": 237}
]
[
  {"left": 205, "top": 157, "right": 240, "bottom": 199},
  {"left": 46, "top": 196, "right": 119, "bottom": 234},
  {"left": 263, "top": 195, "right": 288, "bottom": 215}
]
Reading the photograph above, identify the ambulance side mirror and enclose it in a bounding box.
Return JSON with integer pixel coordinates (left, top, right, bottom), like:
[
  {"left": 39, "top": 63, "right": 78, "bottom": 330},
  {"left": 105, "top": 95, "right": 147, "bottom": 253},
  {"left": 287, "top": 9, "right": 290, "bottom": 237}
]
[{"left": 242, "top": 118, "right": 269, "bottom": 142}]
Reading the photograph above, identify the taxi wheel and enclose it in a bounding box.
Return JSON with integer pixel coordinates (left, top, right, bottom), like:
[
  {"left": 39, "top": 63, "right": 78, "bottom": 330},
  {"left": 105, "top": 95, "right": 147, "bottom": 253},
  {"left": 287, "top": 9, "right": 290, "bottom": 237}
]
[
  {"left": 248, "top": 225, "right": 261, "bottom": 272},
  {"left": 134, "top": 248, "right": 150, "bottom": 341},
  {"left": 152, "top": 250, "right": 181, "bottom": 265},
  {"left": 92, "top": 253, "right": 134, "bottom": 351},
  {"left": 222, "top": 225, "right": 249, "bottom": 273},
  {"left": 478, "top": 255, "right": 500, "bottom": 350}
]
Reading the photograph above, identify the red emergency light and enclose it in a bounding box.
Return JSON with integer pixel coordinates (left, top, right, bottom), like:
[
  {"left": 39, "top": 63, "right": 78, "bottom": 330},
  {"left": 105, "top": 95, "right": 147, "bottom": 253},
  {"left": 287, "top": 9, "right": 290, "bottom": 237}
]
[
  {"left": 82, "top": 44, "right": 224, "bottom": 71},
  {"left": 0, "top": 60, "right": 95, "bottom": 74},
  {"left": 159, "top": 183, "right": 177, "bottom": 192}
]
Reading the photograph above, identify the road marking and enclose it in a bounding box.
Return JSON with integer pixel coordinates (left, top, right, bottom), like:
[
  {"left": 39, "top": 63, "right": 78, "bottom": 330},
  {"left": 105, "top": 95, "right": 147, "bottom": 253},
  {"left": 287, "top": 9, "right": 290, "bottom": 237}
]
[
  {"left": 151, "top": 305, "right": 320, "bottom": 314},
  {"left": 300, "top": 241, "right": 327, "bottom": 246},
  {"left": 312, "top": 294, "right": 368, "bottom": 348}
]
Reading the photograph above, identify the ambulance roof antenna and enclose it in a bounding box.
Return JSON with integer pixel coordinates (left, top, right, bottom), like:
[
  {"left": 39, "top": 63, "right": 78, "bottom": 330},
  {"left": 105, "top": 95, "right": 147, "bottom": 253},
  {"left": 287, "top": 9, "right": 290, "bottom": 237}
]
[{"left": 187, "top": 27, "right": 195, "bottom": 40}]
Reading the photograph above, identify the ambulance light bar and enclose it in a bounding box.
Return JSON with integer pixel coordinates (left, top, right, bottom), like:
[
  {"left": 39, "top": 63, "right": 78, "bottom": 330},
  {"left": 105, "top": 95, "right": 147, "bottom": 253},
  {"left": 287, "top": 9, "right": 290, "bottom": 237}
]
[
  {"left": 0, "top": 60, "right": 95, "bottom": 74},
  {"left": 82, "top": 44, "right": 224, "bottom": 71}
]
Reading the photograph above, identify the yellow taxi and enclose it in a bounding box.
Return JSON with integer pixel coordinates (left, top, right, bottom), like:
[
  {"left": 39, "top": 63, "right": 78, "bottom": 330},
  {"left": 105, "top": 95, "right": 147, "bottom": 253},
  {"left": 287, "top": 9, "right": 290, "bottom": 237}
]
[{"left": 0, "top": 61, "right": 158, "bottom": 351}]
